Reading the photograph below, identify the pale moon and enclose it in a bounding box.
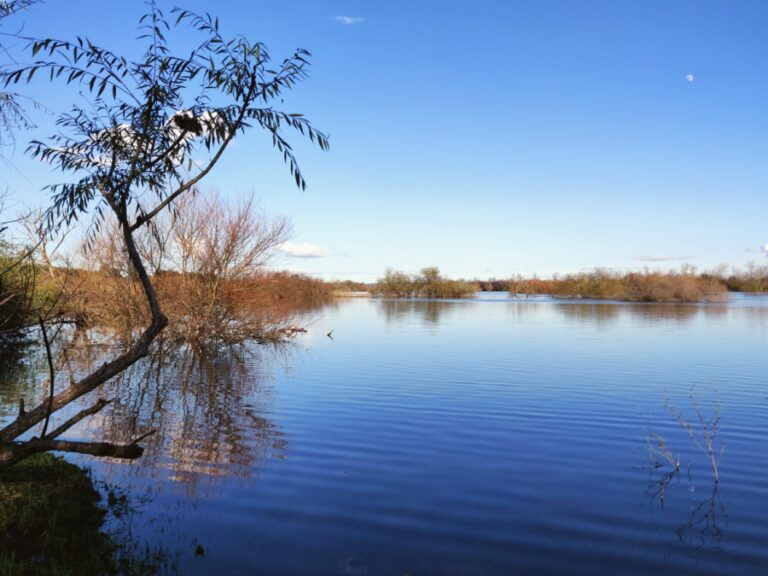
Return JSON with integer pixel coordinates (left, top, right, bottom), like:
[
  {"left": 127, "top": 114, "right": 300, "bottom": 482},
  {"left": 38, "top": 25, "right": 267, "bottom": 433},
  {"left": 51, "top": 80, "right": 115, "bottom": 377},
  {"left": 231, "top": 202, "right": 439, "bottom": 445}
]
[{"left": 686, "top": 73, "right": 695, "bottom": 82}]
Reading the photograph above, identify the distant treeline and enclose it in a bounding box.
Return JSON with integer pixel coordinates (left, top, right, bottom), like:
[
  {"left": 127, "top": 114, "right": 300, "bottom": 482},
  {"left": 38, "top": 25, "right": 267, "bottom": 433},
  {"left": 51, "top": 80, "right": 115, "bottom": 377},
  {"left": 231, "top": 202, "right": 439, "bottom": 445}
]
[
  {"left": 373, "top": 267, "right": 477, "bottom": 299},
  {"left": 499, "top": 266, "right": 768, "bottom": 300},
  {"left": 711, "top": 265, "right": 768, "bottom": 293},
  {"left": 372, "top": 265, "right": 768, "bottom": 302},
  {"left": 329, "top": 280, "right": 370, "bottom": 293},
  {"left": 519, "top": 269, "right": 726, "bottom": 303},
  {"left": 6, "top": 230, "right": 768, "bottom": 342}
]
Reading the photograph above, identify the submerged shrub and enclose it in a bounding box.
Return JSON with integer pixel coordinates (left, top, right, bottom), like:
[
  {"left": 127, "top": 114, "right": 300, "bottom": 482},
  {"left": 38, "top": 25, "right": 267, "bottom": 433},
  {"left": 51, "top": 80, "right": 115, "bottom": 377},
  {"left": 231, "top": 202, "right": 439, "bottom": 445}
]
[
  {"left": 61, "top": 193, "right": 333, "bottom": 348},
  {"left": 718, "top": 264, "right": 768, "bottom": 293},
  {"left": 373, "top": 267, "right": 477, "bottom": 299},
  {"left": 534, "top": 269, "right": 728, "bottom": 303}
]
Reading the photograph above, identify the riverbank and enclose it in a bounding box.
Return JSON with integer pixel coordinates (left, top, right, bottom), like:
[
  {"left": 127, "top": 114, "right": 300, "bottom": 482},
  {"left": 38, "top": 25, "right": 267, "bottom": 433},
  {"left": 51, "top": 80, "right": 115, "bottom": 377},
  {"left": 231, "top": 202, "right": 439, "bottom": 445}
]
[
  {"left": 0, "top": 454, "right": 115, "bottom": 575},
  {"left": 0, "top": 454, "right": 172, "bottom": 576}
]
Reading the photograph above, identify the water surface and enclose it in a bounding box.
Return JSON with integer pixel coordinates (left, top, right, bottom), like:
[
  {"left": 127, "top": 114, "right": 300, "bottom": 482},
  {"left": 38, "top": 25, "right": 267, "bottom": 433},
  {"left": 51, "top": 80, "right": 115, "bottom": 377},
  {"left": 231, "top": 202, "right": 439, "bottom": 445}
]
[{"left": 3, "top": 294, "right": 767, "bottom": 575}]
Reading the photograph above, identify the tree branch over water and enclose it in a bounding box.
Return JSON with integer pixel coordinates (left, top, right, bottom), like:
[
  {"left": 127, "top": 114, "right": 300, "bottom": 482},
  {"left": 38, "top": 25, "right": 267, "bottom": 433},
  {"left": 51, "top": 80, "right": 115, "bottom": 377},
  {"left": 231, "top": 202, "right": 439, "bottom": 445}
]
[{"left": 0, "top": 2, "right": 327, "bottom": 467}]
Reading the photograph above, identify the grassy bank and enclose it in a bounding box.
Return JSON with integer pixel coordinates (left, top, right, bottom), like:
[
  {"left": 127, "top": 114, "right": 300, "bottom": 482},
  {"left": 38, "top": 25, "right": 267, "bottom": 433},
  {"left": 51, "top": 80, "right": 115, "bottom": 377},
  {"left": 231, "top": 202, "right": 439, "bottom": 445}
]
[
  {"left": 0, "top": 454, "right": 171, "bottom": 576},
  {"left": 0, "top": 454, "right": 115, "bottom": 575}
]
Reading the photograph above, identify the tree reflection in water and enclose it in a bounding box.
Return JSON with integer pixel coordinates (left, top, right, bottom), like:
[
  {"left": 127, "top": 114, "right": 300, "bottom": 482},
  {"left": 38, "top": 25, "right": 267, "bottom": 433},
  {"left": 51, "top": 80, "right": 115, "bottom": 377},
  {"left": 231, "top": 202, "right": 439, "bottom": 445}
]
[
  {"left": 644, "top": 390, "right": 727, "bottom": 554},
  {"left": 557, "top": 302, "right": 704, "bottom": 327},
  {"left": 377, "top": 299, "right": 478, "bottom": 326},
  {"left": 0, "top": 340, "right": 45, "bottom": 421},
  {"left": 645, "top": 463, "right": 727, "bottom": 551},
  {"left": 375, "top": 297, "right": 751, "bottom": 330},
  {"left": 61, "top": 339, "right": 291, "bottom": 498},
  {"left": 677, "top": 484, "right": 727, "bottom": 549}
]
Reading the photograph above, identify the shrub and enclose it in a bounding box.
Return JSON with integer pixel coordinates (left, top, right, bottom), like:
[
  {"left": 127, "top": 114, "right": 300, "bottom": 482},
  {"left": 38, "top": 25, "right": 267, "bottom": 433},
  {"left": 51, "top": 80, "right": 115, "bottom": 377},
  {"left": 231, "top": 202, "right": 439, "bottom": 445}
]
[
  {"left": 517, "top": 269, "right": 728, "bottom": 303},
  {"left": 373, "top": 267, "right": 477, "bottom": 299}
]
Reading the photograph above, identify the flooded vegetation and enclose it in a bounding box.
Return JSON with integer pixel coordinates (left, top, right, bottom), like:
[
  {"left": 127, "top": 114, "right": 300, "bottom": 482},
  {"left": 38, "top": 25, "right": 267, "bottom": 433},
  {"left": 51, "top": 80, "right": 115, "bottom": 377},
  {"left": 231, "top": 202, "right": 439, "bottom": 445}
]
[
  {"left": 373, "top": 267, "right": 477, "bottom": 299},
  {"left": 370, "top": 267, "right": 768, "bottom": 303},
  {"left": 542, "top": 269, "right": 728, "bottom": 302}
]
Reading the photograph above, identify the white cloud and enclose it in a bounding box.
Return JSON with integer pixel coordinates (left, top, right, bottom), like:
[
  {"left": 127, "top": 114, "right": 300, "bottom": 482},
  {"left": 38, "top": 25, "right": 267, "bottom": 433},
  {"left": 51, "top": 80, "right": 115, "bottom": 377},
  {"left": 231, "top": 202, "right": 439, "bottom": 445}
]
[
  {"left": 634, "top": 255, "right": 692, "bottom": 262},
  {"left": 686, "top": 73, "right": 695, "bottom": 82},
  {"left": 334, "top": 15, "right": 365, "bottom": 25},
  {"left": 278, "top": 241, "right": 329, "bottom": 259}
]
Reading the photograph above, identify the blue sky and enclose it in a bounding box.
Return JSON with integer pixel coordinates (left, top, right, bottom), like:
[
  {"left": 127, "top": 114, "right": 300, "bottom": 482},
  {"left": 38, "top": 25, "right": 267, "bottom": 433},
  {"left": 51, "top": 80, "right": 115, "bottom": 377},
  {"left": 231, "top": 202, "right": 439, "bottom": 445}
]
[{"left": 2, "top": 0, "right": 767, "bottom": 281}]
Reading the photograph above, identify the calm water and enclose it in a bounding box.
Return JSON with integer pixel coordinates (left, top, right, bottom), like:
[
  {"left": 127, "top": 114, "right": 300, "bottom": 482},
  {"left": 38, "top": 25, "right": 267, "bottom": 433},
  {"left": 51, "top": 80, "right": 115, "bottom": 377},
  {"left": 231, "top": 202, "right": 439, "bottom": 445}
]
[{"left": 3, "top": 294, "right": 768, "bottom": 575}]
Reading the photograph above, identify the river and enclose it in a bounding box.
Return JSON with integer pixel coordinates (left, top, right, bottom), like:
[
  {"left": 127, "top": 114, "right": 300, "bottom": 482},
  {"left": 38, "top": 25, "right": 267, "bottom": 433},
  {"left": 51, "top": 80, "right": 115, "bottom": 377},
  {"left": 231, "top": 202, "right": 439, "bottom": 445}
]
[{"left": 2, "top": 293, "right": 767, "bottom": 575}]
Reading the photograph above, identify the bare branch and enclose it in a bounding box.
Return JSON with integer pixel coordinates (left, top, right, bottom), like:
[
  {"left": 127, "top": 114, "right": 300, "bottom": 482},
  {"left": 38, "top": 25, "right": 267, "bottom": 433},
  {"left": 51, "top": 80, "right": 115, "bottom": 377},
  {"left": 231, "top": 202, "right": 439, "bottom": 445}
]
[
  {"left": 0, "top": 437, "right": 143, "bottom": 466},
  {"left": 130, "top": 77, "right": 258, "bottom": 232}
]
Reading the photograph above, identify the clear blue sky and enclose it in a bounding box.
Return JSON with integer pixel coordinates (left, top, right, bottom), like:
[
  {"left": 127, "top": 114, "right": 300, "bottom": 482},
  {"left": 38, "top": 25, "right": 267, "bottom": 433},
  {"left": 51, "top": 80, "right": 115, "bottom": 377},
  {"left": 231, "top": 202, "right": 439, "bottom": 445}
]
[{"left": 2, "top": 0, "right": 767, "bottom": 281}]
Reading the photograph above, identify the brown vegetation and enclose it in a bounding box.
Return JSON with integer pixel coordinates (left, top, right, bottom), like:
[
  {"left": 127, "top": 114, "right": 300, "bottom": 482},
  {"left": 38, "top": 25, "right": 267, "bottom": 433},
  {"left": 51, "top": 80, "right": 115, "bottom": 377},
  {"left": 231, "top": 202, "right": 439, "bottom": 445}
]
[
  {"left": 65, "top": 192, "right": 330, "bottom": 348},
  {"left": 373, "top": 267, "right": 478, "bottom": 299},
  {"left": 330, "top": 279, "right": 371, "bottom": 294},
  {"left": 475, "top": 278, "right": 512, "bottom": 292},
  {"left": 504, "top": 269, "right": 728, "bottom": 302},
  {"left": 0, "top": 3, "right": 328, "bottom": 467},
  {"left": 716, "top": 263, "right": 768, "bottom": 293},
  {"left": 474, "top": 265, "right": 768, "bottom": 299}
]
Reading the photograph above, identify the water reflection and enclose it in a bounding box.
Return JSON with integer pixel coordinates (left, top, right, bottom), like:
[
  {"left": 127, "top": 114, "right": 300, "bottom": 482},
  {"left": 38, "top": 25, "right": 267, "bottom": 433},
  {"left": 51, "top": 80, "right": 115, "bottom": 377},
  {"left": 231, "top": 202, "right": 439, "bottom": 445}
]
[
  {"left": 377, "top": 299, "right": 465, "bottom": 325},
  {"left": 0, "top": 321, "right": 300, "bottom": 498},
  {"left": 645, "top": 389, "right": 728, "bottom": 554},
  {"left": 556, "top": 302, "right": 741, "bottom": 329},
  {"left": 374, "top": 296, "right": 768, "bottom": 335},
  {"left": 0, "top": 341, "right": 43, "bottom": 420},
  {"left": 376, "top": 296, "right": 714, "bottom": 328},
  {"left": 678, "top": 484, "right": 727, "bottom": 549},
  {"left": 645, "top": 462, "right": 726, "bottom": 552},
  {"left": 1, "top": 295, "right": 767, "bottom": 575},
  {"left": 557, "top": 302, "right": 702, "bottom": 326},
  {"left": 36, "top": 339, "right": 291, "bottom": 498}
]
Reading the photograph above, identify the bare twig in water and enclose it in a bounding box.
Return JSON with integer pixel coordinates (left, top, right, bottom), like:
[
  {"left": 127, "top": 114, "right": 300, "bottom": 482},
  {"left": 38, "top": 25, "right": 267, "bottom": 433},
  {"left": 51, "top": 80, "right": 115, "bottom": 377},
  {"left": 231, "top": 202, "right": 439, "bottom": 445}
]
[
  {"left": 665, "top": 386, "right": 724, "bottom": 483},
  {"left": 676, "top": 483, "right": 727, "bottom": 549},
  {"left": 644, "top": 429, "right": 681, "bottom": 507},
  {"left": 644, "top": 387, "right": 727, "bottom": 549}
]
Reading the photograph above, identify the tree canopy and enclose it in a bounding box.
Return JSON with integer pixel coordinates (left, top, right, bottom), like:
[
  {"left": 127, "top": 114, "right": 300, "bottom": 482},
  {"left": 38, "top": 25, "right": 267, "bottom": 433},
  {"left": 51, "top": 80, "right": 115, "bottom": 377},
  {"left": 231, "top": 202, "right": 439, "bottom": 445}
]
[{"left": 0, "top": 1, "right": 328, "bottom": 466}]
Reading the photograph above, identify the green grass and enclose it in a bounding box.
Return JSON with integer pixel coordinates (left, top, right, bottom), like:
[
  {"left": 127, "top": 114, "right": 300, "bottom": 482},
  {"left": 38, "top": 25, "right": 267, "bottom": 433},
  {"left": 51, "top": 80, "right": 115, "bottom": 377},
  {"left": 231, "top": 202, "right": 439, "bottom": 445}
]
[
  {"left": 0, "top": 454, "right": 175, "bottom": 576},
  {"left": 0, "top": 454, "right": 114, "bottom": 576}
]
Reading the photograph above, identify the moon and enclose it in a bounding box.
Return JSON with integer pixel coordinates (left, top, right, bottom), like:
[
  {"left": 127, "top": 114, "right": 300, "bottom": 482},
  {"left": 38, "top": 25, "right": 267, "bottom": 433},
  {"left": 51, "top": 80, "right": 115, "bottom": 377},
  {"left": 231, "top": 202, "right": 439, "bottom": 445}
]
[{"left": 686, "top": 73, "right": 695, "bottom": 82}]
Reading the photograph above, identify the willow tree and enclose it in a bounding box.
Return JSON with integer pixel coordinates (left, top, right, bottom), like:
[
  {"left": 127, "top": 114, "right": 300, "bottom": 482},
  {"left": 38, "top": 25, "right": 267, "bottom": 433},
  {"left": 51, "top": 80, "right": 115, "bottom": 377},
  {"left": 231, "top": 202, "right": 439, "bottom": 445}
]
[
  {"left": 0, "top": 0, "right": 40, "bottom": 150},
  {"left": 0, "top": 3, "right": 328, "bottom": 466}
]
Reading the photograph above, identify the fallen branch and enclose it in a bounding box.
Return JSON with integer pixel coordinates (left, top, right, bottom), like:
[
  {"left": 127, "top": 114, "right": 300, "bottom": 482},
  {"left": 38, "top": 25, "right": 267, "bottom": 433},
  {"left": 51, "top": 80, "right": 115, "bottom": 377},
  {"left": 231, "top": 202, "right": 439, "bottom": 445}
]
[{"left": 0, "top": 437, "right": 143, "bottom": 466}]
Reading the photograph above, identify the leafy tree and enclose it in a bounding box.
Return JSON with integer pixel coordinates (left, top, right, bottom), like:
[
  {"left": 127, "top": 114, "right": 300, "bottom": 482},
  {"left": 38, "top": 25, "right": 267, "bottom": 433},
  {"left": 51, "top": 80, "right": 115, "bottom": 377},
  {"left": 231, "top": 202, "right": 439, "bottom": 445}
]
[
  {"left": 0, "top": 2, "right": 328, "bottom": 466},
  {"left": 0, "top": 0, "right": 40, "bottom": 150}
]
